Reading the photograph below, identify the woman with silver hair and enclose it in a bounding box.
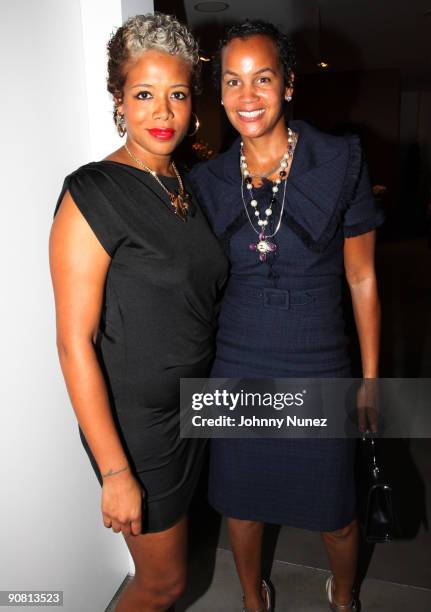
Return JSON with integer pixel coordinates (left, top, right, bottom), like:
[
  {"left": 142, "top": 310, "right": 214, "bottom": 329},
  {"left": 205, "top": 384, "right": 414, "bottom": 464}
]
[{"left": 50, "top": 13, "right": 227, "bottom": 611}]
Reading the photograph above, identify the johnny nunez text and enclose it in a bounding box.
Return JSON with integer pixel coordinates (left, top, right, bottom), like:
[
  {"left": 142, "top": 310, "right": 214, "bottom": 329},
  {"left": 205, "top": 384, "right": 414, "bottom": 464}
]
[{"left": 191, "top": 415, "right": 328, "bottom": 428}]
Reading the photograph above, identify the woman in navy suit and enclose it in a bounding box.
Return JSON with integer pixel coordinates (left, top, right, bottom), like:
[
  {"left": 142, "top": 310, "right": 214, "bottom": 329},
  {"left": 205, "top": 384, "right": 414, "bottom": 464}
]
[{"left": 190, "top": 21, "right": 383, "bottom": 612}]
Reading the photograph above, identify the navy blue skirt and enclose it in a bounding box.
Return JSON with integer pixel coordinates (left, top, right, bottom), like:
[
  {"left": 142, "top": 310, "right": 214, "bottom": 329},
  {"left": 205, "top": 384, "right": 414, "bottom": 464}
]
[{"left": 209, "top": 282, "right": 357, "bottom": 531}]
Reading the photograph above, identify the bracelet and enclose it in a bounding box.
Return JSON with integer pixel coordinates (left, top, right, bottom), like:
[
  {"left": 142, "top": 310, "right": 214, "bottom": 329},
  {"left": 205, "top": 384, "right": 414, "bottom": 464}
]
[{"left": 102, "top": 465, "right": 130, "bottom": 478}]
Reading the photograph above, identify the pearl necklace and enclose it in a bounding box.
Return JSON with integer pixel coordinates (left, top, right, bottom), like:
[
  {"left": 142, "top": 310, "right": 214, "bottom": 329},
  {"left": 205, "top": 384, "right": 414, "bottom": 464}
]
[{"left": 240, "top": 128, "right": 298, "bottom": 261}]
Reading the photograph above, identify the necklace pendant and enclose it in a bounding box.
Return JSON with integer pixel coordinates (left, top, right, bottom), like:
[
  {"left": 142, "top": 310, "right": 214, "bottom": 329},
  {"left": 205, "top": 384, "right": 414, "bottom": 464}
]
[
  {"left": 170, "top": 191, "right": 189, "bottom": 221},
  {"left": 249, "top": 232, "right": 277, "bottom": 262}
]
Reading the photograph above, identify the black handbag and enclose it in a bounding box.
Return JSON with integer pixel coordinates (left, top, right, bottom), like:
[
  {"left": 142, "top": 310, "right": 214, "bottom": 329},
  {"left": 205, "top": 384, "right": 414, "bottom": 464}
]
[{"left": 357, "top": 435, "right": 395, "bottom": 543}]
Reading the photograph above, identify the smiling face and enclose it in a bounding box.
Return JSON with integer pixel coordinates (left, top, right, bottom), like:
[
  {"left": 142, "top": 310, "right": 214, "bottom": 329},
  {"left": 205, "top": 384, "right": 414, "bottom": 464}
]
[
  {"left": 221, "top": 35, "right": 292, "bottom": 140},
  {"left": 117, "top": 49, "right": 192, "bottom": 163}
]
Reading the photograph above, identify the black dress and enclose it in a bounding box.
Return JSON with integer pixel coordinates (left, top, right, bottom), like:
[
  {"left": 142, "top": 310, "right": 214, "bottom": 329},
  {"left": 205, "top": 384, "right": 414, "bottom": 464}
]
[
  {"left": 190, "top": 120, "right": 385, "bottom": 531},
  {"left": 55, "top": 161, "right": 228, "bottom": 532}
]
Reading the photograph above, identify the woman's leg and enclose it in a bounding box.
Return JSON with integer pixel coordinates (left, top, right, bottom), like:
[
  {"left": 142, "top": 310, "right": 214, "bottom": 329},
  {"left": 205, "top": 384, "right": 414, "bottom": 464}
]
[
  {"left": 115, "top": 515, "right": 188, "bottom": 612},
  {"left": 228, "top": 517, "right": 266, "bottom": 610},
  {"left": 320, "top": 518, "right": 359, "bottom": 606}
]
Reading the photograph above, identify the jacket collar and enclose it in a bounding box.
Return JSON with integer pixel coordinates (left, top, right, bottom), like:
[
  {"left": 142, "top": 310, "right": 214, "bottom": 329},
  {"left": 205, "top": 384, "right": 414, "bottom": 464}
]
[{"left": 216, "top": 120, "right": 341, "bottom": 182}]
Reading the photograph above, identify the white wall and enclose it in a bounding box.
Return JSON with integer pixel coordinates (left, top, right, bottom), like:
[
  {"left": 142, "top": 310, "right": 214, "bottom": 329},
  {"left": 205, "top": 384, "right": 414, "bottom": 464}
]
[
  {"left": 122, "top": 0, "right": 154, "bottom": 21},
  {"left": 80, "top": 0, "right": 124, "bottom": 161},
  {"left": 0, "top": 1, "right": 155, "bottom": 610}
]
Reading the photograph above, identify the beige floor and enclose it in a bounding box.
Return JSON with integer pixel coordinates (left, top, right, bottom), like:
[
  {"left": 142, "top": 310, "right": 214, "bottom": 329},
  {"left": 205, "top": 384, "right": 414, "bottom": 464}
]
[{"left": 106, "top": 547, "right": 431, "bottom": 611}]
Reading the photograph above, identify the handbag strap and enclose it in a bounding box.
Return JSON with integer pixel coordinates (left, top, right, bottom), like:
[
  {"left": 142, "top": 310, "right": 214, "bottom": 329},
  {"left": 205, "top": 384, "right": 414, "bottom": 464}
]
[{"left": 361, "top": 434, "right": 380, "bottom": 479}]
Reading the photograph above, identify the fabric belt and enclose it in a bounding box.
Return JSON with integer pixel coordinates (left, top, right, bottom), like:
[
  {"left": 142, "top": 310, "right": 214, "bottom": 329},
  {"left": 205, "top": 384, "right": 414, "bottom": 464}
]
[{"left": 224, "top": 282, "right": 339, "bottom": 311}]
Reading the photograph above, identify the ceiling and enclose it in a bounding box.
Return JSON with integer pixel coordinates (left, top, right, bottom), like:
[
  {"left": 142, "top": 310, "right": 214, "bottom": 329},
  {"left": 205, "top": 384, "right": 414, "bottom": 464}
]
[{"left": 180, "top": 0, "right": 431, "bottom": 85}]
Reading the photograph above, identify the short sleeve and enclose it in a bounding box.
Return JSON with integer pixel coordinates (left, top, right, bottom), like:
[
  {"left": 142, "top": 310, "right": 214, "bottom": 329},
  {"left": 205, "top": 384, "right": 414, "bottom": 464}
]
[
  {"left": 343, "top": 137, "right": 385, "bottom": 238},
  {"left": 54, "top": 166, "right": 126, "bottom": 257}
]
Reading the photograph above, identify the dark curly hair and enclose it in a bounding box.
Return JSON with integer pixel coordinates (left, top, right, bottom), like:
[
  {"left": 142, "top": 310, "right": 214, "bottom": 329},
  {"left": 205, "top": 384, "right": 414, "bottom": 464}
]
[{"left": 213, "top": 20, "right": 296, "bottom": 92}]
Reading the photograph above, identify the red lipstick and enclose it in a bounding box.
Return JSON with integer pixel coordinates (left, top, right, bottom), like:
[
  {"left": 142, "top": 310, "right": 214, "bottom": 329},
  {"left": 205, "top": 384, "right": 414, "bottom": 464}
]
[{"left": 148, "top": 128, "right": 175, "bottom": 140}]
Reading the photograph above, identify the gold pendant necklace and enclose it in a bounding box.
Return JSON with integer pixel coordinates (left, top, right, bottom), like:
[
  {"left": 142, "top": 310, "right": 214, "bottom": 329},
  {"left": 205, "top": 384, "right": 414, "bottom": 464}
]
[{"left": 124, "top": 144, "right": 189, "bottom": 221}]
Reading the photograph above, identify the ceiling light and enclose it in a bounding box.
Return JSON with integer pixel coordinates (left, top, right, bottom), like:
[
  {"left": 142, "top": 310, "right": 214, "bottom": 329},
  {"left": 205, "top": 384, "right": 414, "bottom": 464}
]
[
  {"left": 194, "top": 2, "right": 229, "bottom": 12},
  {"left": 317, "top": 61, "right": 329, "bottom": 69}
]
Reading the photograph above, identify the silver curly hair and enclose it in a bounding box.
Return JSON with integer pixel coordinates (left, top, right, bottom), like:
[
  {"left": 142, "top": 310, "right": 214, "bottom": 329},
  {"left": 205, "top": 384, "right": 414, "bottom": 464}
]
[{"left": 126, "top": 13, "right": 199, "bottom": 65}]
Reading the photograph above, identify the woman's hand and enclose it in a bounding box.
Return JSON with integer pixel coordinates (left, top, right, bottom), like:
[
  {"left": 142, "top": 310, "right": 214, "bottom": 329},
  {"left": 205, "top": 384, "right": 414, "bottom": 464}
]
[
  {"left": 102, "top": 470, "right": 144, "bottom": 537},
  {"left": 357, "top": 378, "right": 379, "bottom": 434}
]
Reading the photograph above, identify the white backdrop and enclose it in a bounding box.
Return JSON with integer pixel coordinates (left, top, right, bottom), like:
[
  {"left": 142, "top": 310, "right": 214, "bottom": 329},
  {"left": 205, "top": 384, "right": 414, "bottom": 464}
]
[{"left": 0, "top": 1, "right": 153, "bottom": 610}]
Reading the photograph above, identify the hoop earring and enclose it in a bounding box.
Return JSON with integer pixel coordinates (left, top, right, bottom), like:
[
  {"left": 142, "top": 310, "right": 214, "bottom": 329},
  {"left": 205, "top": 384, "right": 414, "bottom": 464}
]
[
  {"left": 114, "top": 108, "right": 126, "bottom": 137},
  {"left": 187, "top": 112, "right": 200, "bottom": 137}
]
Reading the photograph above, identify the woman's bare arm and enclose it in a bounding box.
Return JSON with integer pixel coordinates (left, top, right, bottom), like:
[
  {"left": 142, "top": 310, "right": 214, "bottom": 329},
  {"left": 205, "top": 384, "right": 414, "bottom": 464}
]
[
  {"left": 344, "top": 230, "right": 380, "bottom": 378},
  {"left": 344, "top": 230, "right": 380, "bottom": 432},
  {"left": 49, "top": 192, "right": 142, "bottom": 535}
]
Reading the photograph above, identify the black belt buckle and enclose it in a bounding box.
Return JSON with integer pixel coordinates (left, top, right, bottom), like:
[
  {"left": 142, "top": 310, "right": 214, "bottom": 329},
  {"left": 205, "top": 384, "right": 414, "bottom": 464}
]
[{"left": 263, "top": 288, "right": 290, "bottom": 310}]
